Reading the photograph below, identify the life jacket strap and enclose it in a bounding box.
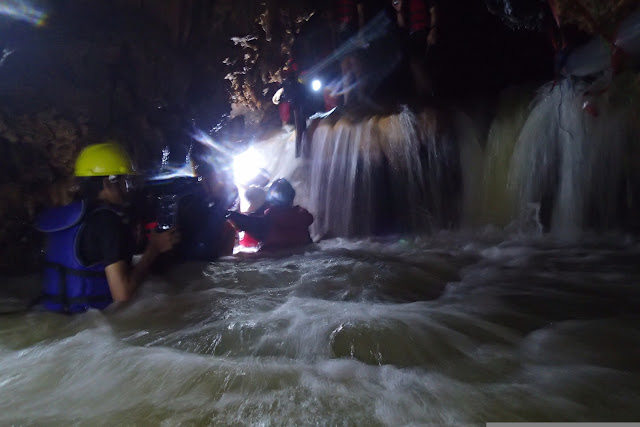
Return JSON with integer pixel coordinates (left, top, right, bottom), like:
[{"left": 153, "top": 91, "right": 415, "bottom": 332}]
[{"left": 42, "top": 262, "right": 109, "bottom": 312}]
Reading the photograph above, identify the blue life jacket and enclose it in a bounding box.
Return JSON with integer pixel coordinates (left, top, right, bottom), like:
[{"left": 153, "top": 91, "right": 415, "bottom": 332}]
[{"left": 35, "top": 201, "right": 115, "bottom": 313}]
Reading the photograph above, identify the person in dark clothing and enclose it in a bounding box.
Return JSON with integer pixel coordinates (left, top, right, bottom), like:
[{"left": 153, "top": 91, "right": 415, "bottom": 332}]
[
  {"left": 171, "top": 157, "right": 237, "bottom": 262},
  {"left": 36, "top": 142, "right": 179, "bottom": 313},
  {"left": 173, "top": 187, "right": 232, "bottom": 261},
  {"left": 288, "top": 73, "right": 307, "bottom": 158},
  {"left": 227, "top": 178, "right": 313, "bottom": 252},
  {"left": 76, "top": 202, "right": 136, "bottom": 268},
  {"left": 392, "top": 0, "right": 438, "bottom": 99}
]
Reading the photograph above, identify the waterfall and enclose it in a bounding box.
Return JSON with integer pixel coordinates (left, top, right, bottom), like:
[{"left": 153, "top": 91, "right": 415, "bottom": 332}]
[
  {"left": 480, "top": 87, "right": 534, "bottom": 227},
  {"left": 307, "top": 107, "right": 460, "bottom": 238},
  {"left": 509, "top": 75, "right": 639, "bottom": 235}
]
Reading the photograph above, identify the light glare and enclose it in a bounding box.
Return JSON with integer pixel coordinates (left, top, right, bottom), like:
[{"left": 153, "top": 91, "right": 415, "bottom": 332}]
[
  {"left": 0, "top": 0, "right": 47, "bottom": 26},
  {"left": 233, "top": 147, "right": 265, "bottom": 187}
]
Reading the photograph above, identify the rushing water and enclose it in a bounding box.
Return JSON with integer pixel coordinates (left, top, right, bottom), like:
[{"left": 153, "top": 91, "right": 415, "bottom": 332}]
[{"left": 1, "top": 232, "right": 640, "bottom": 425}]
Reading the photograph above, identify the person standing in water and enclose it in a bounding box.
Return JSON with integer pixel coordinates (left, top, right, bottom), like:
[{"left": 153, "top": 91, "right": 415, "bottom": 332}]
[
  {"left": 171, "top": 153, "right": 238, "bottom": 262},
  {"left": 36, "top": 142, "right": 180, "bottom": 313},
  {"left": 227, "top": 178, "right": 313, "bottom": 252}
]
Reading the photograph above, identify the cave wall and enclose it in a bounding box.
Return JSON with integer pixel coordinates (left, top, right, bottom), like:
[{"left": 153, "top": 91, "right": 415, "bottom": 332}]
[{"left": 1, "top": 0, "right": 239, "bottom": 159}]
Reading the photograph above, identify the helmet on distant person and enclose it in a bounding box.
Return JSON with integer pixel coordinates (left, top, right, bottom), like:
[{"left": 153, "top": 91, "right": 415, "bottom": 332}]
[{"left": 266, "top": 178, "right": 295, "bottom": 207}]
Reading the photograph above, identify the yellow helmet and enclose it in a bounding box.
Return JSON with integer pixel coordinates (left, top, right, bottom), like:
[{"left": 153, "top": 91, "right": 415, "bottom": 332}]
[{"left": 74, "top": 142, "right": 136, "bottom": 177}]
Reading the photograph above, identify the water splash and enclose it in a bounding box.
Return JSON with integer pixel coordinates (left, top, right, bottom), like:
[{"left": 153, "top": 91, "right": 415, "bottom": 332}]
[
  {"left": 161, "top": 146, "right": 170, "bottom": 168},
  {"left": 146, "top": 165, "right": 196, "bottom": 182}
]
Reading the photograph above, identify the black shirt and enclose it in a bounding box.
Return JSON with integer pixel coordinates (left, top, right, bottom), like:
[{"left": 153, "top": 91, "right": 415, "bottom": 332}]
[
  {"left": 77, "top": 206, "right": 135, "bottom": 267},
  {"left": 174, "top": 193, "right": 228, "bottom": 261}
]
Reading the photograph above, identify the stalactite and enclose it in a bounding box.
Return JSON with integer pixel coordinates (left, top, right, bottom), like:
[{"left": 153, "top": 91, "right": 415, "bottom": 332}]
[{"left": 225, "top": 0, "right": 318, "bottom": 114}]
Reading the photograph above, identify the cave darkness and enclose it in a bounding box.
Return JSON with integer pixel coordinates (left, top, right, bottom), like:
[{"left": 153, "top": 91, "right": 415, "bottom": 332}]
[{"left": 0, "top": 0, "right": 556, "bottom": 134}]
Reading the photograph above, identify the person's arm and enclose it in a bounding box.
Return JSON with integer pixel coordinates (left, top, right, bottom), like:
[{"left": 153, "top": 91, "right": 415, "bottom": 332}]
[
  {"left": 226, "top": 211, "right": 268, "bottom": 241},
  {"left": 105, "top": 229, "right": 178, "bottom": 302},
  {"left": 427, "top": 3, "right": 437, "bottom": 46},
  {"left": 392, "top": 0, "right": 405, "bottom": 28}
]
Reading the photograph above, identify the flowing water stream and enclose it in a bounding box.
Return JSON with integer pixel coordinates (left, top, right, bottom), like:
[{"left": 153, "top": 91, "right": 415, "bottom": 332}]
[{"left": 1, "top": 232, "right": 640, "bottom": 425}]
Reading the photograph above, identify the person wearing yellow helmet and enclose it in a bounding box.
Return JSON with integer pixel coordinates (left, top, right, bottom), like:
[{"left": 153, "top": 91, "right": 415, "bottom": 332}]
[{"left": 35, "top": 142, "right": 180, "bottom": 313}]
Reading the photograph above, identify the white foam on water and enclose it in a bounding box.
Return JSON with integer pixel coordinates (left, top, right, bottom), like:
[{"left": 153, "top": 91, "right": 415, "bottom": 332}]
[{"left": 1, "top": 233, "right": 640, "bottom": 424}]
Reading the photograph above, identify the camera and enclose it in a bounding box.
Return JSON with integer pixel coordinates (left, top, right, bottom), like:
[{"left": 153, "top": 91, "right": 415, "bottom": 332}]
[
  {"left": 131, "top": 176, "right": 201, "bottom": 233},
  {"left": 156, "top": 194, "right": 178, "bottom": 231}
]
